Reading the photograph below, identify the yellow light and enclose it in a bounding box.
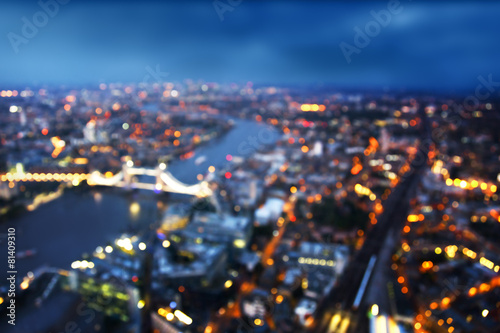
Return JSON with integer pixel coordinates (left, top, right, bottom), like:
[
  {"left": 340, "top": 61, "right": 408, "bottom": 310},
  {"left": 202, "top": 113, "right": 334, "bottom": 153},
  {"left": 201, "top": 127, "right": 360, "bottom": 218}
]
[
  {"left": 371, "top": 304, "right": 379, "bottom": 316},
  {"left": 0, "top": 297, "right": 3, "bottom": 305},
  {"left": 446, "top": 179, "right": 453, "bottom": 186},
  {"left": 208, "top": 166, "right": 215, "bottom": 173},
  {"left": 481, "top": 183, "right": 488, "bottom": 190},
  {"left": 482, "top": 309, "right": 489, "bottom": 317},
  {"left": 162, "top": 240, "right": 171, "bottom": 248},
  {"left": 290, "top": 186, "right": 297, "bottom": 194},
  {"left": 435, "top": 247, "right": 442, "bottom": 254},
  {"left": 138, "top": 242, "right": 147, "bottom": 251},
  {"left": 20, "top": 280, "right": 29, "bottom": 290},
  {"left": 375, "top": 316, "right": 387, "bottom": 333},
  {"left": 407, "top": 214, "right": 419, "bottom": 222},
  {"left": 137, "top": 300, "right": 145, "bottom": 309},
  {"left": 233, "top": 239, "right": 245, "bottom": 248},
  {"left": 166, "top": 312, "right": 175, "bottom": 321},
  {"left": 492, "top": 185, "right": 497, "bottom": 192},
  {"left": 224, "top": 280, "right": 233, "bottom": 288}
]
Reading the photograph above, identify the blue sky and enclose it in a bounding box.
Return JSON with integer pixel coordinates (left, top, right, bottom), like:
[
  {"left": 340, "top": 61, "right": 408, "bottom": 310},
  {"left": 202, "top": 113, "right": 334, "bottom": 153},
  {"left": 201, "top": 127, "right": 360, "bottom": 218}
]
[{"left": 1, "top": 0, "right": 499, "bottom": 91}]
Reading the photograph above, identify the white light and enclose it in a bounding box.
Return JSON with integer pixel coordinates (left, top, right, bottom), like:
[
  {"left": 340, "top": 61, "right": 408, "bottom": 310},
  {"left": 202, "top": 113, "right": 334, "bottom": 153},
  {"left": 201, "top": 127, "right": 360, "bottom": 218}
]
[
  {"left": 122, "top": 123, "right": 129, "bottom": 130},
  {"left": 201, "top": 84, "right": 208, "bottom": 92},
  {"left": 126, "top": 160, "right": 134, "bottom": 167},
  {"left": 138, "top": 242, "right": 147, "bottom": 251},
  {"left": 95, "top": 246, "right": 103, "bottom": 254},
  {"left": 9, "top": 106, "right": 18, "bottom": 113},
  {"left": 159, "top": 163, "right": 167, "bottom": 170},
  {"left": 105, "top": 245, "right": 113, "bottom": 253},
  {"left": 171, "top": 90, "right": 179, "bottom": 98},
  {"left": 174, "top": 310, "right": 192, "bottom": 325},
  {"left": 162, "top": 240, "right": 170, "bottom": 248},
  {"left": 482, "top": 309, "right": 489, "bottom": 317},
  {"left": 137, "top": 300, "right": 145, "bottom": 309}
]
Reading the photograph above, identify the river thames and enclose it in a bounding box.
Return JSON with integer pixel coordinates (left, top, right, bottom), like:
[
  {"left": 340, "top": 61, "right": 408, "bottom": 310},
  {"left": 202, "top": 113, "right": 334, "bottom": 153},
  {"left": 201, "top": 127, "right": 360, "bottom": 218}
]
[{"left": 0, "top": 118, "right": 278, "bottom": 282}]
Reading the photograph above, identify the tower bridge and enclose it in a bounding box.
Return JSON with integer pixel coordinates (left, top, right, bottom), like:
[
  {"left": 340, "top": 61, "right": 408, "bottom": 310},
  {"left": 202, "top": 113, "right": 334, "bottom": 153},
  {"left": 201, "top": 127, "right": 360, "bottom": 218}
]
[{"left": 1, "top": 163, "right": 213, "bottom": 198}]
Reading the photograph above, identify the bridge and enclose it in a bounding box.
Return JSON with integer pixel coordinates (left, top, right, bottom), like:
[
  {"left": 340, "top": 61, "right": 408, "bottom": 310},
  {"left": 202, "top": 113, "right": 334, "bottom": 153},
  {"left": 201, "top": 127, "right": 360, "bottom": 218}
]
[{"left": 0, "top": 163, "right": 213, "bottom": 198}]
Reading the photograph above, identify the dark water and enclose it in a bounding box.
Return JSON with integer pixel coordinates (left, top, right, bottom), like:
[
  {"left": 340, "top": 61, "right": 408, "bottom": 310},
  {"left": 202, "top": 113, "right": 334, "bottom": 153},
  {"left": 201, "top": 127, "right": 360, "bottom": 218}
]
[{"left": 0, "top": 119, "right": 277, "bottom": 281}]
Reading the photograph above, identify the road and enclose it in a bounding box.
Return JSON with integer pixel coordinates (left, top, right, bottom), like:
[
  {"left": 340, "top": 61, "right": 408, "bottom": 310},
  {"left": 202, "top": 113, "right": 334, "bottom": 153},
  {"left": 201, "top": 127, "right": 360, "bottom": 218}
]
[
  {"left": 311, "top": 110, "right": 431, "bottom": 333},
  {"left": 312, "top": 168, "right": 421, "bottom": 333}
]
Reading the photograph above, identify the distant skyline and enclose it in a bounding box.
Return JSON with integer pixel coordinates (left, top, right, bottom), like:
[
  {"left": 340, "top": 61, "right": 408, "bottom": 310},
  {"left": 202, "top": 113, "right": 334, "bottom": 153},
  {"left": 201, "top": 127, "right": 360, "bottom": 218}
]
[{"left": 1, "top": 0, "right": 500, "bottom": 92}]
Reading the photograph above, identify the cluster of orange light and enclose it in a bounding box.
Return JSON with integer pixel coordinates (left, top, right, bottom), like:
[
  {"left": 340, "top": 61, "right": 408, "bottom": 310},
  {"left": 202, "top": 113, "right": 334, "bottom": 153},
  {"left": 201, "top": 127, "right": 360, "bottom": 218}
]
[
  {"left": 421, "top": 261, "right": 434, "bottom": 271},
  {"left": 0, "top": 173, "right": 88, "bottom": 183},
  {"left": 180, "top": 151, "right": 194, "bottom": 160},
  {"left": 351, "top": 156, "right": 363, "bottom": 175},
  {"left": 489, "top": 209, "right": 500, "bottom": 222},
  {"left": 305, "top": 194, "right": 323, "bottom": 203},
  {"left": 50, "top": 136, "right": 65, "bottom": 158},
  {"left": 462, "top": 247, "right": 477, "bottom": 259},
  {"left": 0, "top": 90, "right": 18, "bottom": 97},
  {"left": 445, "top": 178, "right": 497, "bottom": 192},
  {"left": 300, "top": 104, "right": 326, "bottom": 112},
  {"left": 364, "top": 137, "right": 379, "bottom": 156},
  {"left": 407, "top": 214, "right": 425, "bottom": 222},
  {"left": 468, "top": 276, "right": 500, "bottom": 297}
]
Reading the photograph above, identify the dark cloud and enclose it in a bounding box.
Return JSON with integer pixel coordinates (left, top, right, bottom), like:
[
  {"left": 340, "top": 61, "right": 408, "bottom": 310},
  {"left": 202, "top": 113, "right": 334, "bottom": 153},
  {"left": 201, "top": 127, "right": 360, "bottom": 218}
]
[{"left": 0, "top": 0, "right": 499, "bottom": 91}]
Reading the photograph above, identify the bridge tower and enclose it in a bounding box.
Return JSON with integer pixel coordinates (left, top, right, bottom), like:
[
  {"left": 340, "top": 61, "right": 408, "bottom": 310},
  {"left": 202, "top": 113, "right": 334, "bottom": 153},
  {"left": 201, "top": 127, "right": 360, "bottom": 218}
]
[
  {"left": 122, "top": 164, "right": 132, "bottom": 190},
  {"left": 154, "top": 166, "right": 163, "bottom": 192}
]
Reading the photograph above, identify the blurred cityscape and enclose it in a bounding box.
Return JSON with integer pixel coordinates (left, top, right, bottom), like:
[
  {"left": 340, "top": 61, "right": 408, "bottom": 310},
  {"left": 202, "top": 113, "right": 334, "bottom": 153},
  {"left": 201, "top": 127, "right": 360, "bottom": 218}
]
[
  {"left": 1, "top": 1, "right": 500, "bottom": 333},
  {"left": 0, "top": 81, "right": 499, "bottom": 333}
]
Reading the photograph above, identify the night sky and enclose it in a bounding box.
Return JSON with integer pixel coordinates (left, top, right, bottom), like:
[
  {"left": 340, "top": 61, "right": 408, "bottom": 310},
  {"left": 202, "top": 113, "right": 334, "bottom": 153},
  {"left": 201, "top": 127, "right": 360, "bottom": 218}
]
[{"left": 1, "top": 0, "right": 499, "bottom": 91}]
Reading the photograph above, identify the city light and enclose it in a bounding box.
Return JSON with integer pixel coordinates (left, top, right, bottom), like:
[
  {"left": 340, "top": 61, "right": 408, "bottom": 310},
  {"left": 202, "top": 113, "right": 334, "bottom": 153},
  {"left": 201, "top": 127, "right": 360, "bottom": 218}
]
[{"left": 174, "top": 310, "right": 192, "bottom": 325}]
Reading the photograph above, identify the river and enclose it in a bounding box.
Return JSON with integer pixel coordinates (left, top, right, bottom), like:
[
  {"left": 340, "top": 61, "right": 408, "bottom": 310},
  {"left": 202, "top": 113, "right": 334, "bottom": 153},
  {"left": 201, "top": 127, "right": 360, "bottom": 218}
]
[{"left": 0, "top": 118, "right": 278, "bottom": 282}]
